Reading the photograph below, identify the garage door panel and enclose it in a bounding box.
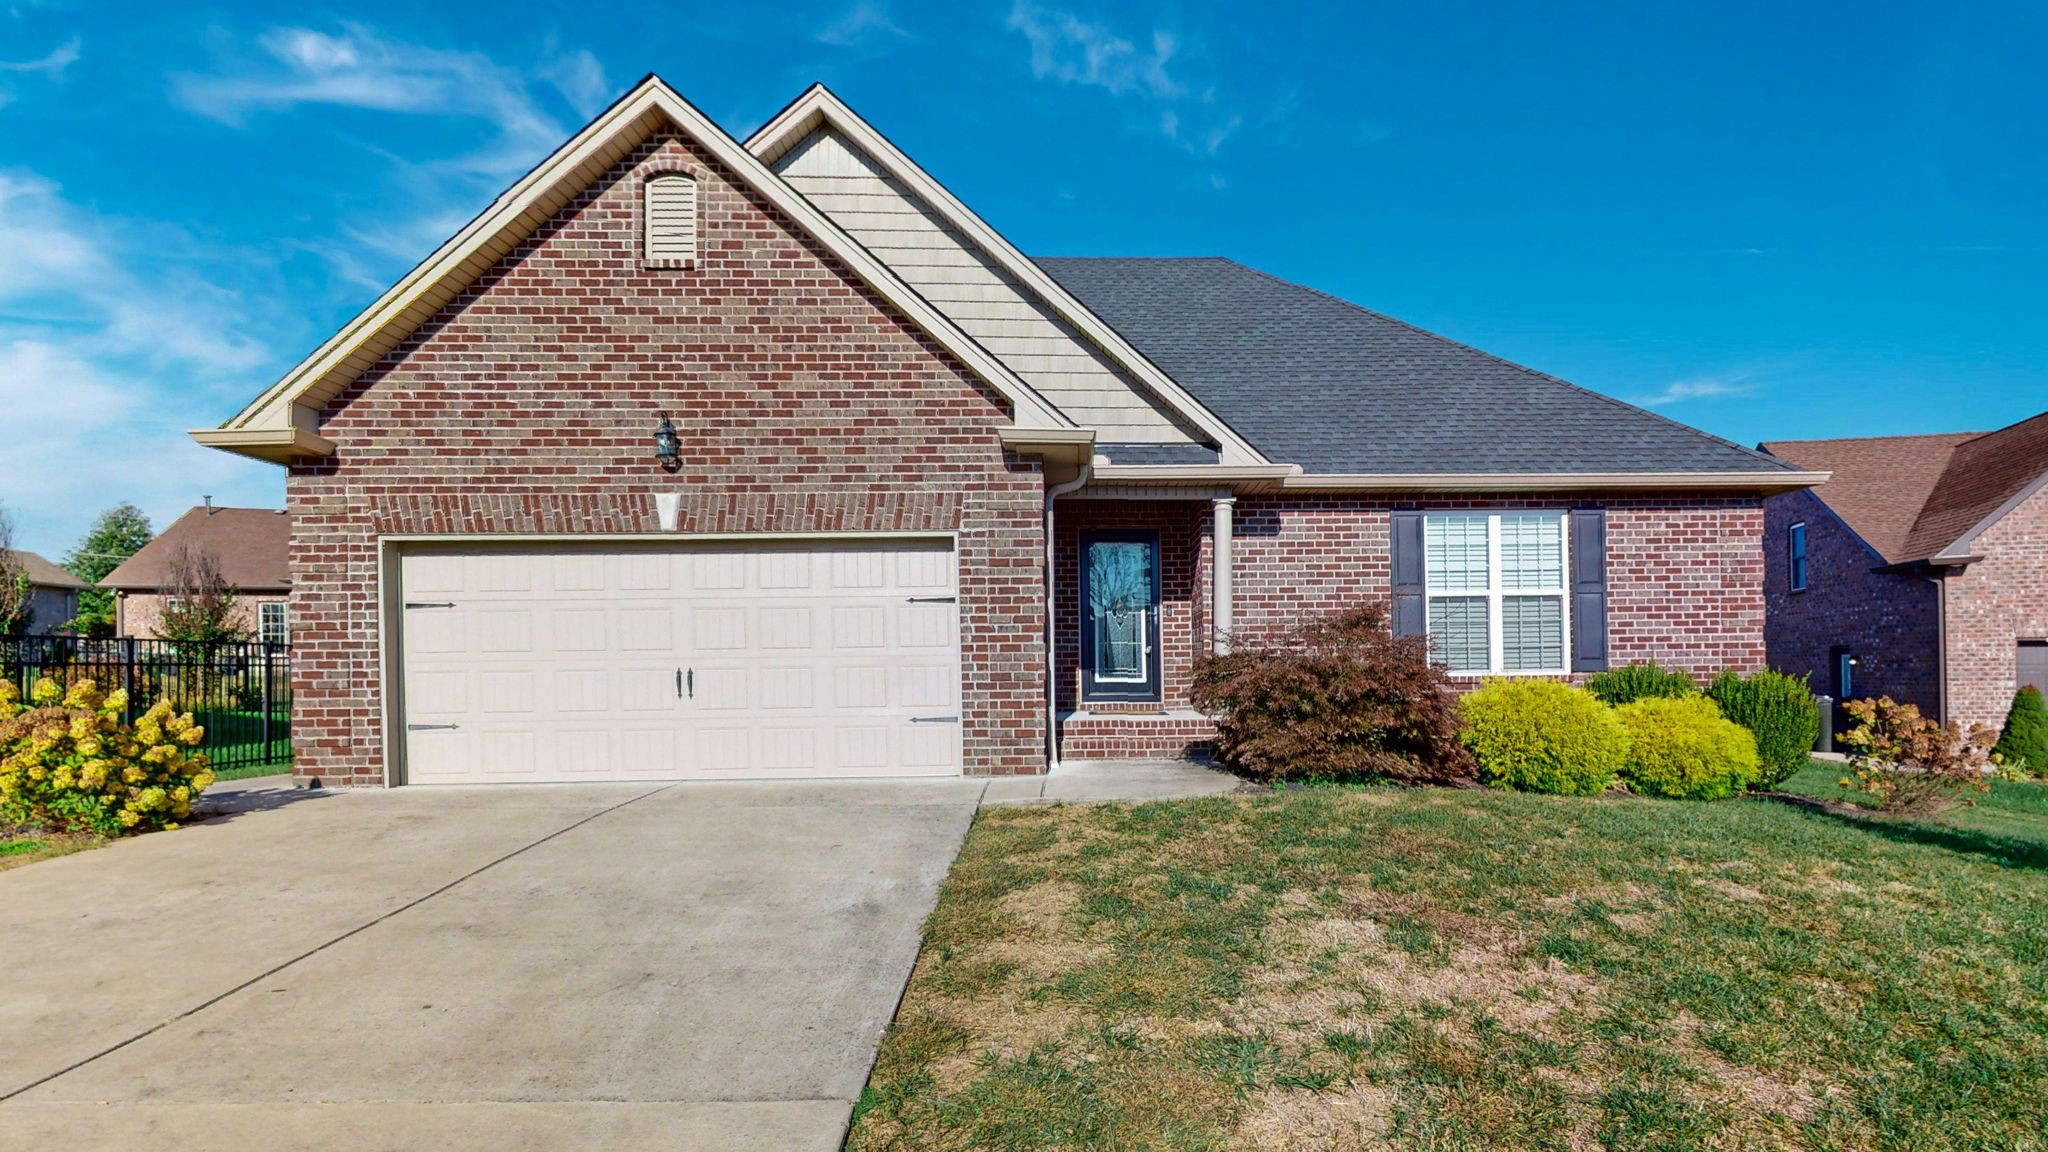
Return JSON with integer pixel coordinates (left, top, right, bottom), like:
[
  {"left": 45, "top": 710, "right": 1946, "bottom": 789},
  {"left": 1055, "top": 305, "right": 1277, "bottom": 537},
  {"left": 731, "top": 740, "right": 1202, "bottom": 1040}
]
[{"left": 399, "top": 541, "right": 960, "bottom": 784}]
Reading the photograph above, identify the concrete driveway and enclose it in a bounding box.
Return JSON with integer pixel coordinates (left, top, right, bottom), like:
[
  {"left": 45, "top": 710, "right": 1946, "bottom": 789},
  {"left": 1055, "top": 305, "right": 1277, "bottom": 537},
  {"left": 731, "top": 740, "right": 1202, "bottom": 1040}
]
[{"left": 0, "top": 776, "right": 984, "bottom": 1151}]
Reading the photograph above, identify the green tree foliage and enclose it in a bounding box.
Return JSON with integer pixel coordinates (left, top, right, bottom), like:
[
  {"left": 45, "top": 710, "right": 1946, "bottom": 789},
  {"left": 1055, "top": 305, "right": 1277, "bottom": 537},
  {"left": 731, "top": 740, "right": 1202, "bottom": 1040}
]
[
  {"left": 1994, "top": 685, "right": 2048, "bottom": 777},
  {"left": 63, "top": 504, "right": 154, "bottom": 636}
]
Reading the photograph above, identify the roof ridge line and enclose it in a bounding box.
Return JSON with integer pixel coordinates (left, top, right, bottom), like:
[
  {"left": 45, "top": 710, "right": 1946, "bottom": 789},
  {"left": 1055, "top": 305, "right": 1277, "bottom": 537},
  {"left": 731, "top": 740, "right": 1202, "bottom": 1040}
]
[{"left": 1214, "top": 259, "right": 1795, "bottom": 474}]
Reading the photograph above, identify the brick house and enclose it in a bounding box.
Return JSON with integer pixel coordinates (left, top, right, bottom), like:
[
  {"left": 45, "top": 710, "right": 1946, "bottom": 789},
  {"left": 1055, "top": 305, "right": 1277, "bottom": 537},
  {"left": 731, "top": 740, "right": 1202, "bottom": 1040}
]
[
  {"left": 1763, "top": 411, "right": 2048, "bottom": 732},
  {"left": 98, "top": 506, "right": 291, "bottom": 644},
  {"left": 193, "top": 78, "right": 1821, "bottom": 787}
]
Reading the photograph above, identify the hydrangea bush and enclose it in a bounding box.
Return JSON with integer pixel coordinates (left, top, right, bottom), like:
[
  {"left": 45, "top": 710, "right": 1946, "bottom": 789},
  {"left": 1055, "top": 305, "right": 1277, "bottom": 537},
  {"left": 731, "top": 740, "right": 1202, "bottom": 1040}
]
[{"left": 0, "top": 678, "right": 213, "bottom": 835}]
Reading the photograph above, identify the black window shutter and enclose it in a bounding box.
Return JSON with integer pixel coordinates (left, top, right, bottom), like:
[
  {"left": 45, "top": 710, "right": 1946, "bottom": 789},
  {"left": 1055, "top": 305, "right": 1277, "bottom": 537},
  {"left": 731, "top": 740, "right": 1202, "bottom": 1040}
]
[
  {"left": 1390, "top": 510, "right": 1426, "bottom": 638},
  {"left": 1571, "top": 508, "right": 1609, "bottom": 672}
]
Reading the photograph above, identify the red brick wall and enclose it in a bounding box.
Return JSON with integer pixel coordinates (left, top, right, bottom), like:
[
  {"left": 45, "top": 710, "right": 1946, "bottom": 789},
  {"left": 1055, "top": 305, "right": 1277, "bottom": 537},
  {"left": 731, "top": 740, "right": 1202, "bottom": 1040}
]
[
  {"left": 286, "top": 130, "right": 1047, "bottom": 786},
  {"left": 114, "top": 591, "right": 288, "bottom": 641},
  {"left": 1762, "top": 489, "right": 1940, "bottom": 716},
  {"left": 1943, "top": 483, "right": 2048, "bottom": 731},
  {"left": 1053, "top": 493, "right": 1767, "bottom": 760}
]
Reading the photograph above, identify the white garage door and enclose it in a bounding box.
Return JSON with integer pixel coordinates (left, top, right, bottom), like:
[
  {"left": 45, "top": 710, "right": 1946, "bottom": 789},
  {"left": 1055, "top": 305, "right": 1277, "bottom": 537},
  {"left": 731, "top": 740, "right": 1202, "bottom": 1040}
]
[{"left": 396, "top": 540, "right": 961, "bottom": 784}]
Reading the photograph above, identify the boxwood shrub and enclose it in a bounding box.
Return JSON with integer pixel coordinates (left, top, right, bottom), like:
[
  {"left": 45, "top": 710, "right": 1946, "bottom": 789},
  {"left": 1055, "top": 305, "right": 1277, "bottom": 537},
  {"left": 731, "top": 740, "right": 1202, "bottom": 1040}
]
[
  {"left": 1586, "top": 661, "right": 1697, "bottom": 706},
  {"left": 1457, "top": 679, "right": 1628, "bottom": 795},
  {"left": 1704, "top": 668, "right": 1820, "bottom": 787},
  {"left": 1615, "top": 695, "right": 1760, "bottom": 800}
]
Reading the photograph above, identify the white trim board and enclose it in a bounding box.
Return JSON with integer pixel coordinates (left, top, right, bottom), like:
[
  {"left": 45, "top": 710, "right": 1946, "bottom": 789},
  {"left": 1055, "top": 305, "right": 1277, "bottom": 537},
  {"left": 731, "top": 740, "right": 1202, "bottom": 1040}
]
[
  {"left": 746, "top": 85, "right": 1269, "bottom": 467},
  {"left": 195, "top": 76, "right": 1073, "bottom": 464}
]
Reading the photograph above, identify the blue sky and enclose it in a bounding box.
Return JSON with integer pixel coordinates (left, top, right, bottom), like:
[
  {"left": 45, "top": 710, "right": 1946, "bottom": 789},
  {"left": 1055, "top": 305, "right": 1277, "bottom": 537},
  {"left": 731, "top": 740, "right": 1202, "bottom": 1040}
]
[{"left": 2, "top": 1, "right": 2043, "bottom": 556}]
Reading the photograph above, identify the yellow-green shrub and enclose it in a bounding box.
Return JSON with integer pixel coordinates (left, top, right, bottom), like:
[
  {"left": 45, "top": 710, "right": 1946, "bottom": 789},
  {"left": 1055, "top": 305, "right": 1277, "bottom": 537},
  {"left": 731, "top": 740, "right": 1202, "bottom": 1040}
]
[
  {"left": 0, "top": 678, "right": 213, "bottom": 835},
  {"left": 1458, "top": 679, "right": 1629, "bottom": 795},
  {"left": 1615, "top": 695, "right": 1759, "bottom": 800}
]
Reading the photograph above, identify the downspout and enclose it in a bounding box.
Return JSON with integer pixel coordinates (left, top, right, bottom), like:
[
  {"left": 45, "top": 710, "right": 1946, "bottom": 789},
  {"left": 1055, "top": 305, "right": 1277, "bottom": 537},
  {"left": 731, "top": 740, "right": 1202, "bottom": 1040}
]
[
  {"left": 1044, "top": 464, "right": 1092, "bottom": 771},
  {"left": 1922, "top": 567, "right": 1948, "bottom": 724}
]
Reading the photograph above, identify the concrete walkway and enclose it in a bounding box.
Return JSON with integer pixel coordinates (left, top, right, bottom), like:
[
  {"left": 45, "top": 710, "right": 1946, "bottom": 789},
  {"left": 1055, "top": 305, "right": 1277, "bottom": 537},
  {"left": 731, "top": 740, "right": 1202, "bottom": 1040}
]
[
  {"left": 0, "top": 761, "right": 1239, "bottom": 1150},
  {"left": 979, "top": 758, "right": 1243, "bottom": 805}
]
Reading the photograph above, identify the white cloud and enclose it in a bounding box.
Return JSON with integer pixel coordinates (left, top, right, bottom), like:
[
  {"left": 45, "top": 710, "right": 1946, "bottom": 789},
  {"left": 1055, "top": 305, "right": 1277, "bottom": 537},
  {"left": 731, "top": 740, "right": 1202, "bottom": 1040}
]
[
  {"left": 1009, "top": 2, "right": 1181, "bottom": 100},
  {"left": 172, "top": 25, "right": 570, "bottom": 178},
  {"left": 1005, "top": 2, "right": 1239, "bottom": 156},
  {"left": 171, "top": 26, "right": 610, "bottom": 290},
  {"left": 0, "top": 172, "right": 280, "bottom": 556},
  {"left": 539, "top": 47, "right": 610, "bottom": 119},
  {"left": 817, "top": 1, "right": 908, "bottom": 48},
  {"left": 0, "top": 34, "right": 79, "bottom": 76},
  {"left": 1633, "top": 372, "right": 1758, "bottom": 407}
]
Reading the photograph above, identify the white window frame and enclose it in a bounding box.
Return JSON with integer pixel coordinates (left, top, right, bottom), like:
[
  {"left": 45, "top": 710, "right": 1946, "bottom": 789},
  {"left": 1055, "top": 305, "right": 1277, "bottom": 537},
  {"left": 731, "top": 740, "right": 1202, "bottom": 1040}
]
[
  {"left": 260, "top": 601, "right": 288, "bottom": 646},
  {"left": 1423, "top": 510, "right": 1572, "bottom": 676},
  {"left": 1787, "top": 521, "right": 1808, "bottom": 592}
]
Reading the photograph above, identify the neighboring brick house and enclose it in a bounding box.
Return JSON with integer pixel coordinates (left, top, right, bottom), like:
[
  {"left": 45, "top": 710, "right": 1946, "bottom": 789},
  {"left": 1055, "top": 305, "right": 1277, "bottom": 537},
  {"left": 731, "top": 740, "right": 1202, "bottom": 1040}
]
[
  {"left": 1763, "top": 411, "right": 2048, "bottom": 732},
  {"left": 192, "top": 78, "right": 1822, "bottom": 787},
  {"left": 98, "top": 507, "right": 291, "bottom": 644},
  {"left": 2, "top": 550, "right": 87, "bottom": 635}
]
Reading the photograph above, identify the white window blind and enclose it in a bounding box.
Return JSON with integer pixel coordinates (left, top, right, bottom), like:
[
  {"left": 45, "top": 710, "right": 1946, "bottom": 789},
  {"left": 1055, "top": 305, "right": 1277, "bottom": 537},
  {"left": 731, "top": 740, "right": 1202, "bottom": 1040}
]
[
  {"left": 644, "top": 174, "right": 698, "bottom": 265},
  {"left": 1423, "top": 512, "right": 1570, "bottom": 674}
]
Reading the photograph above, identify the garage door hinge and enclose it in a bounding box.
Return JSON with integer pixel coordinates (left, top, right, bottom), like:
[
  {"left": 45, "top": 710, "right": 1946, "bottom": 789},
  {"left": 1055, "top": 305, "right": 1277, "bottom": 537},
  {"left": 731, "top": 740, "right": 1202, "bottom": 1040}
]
[
  {"left": 909, "top": 715, "right": 959, "bottom": 724},
  {"left": 407, "top": 723, "right": 460, "bottom": 731},
  {"left": 405, "top": 601, "right": 456, "bottom": 609},
  {"left": 906, "top": 596, "right": 956, "bottom": 604}
]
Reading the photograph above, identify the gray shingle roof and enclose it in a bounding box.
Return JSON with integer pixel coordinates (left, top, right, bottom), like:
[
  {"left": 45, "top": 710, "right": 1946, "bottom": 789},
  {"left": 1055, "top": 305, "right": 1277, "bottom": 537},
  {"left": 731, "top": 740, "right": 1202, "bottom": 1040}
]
[{"left": 1033, "top": 257, "right": 1793, "bottom": 476}]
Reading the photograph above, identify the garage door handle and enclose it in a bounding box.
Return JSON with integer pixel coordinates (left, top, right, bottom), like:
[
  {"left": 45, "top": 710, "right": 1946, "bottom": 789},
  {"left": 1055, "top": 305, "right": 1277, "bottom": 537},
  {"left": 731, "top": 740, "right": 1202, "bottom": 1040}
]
[
  {"left": 405, "top": 601, "right": 456, "bottom": 609},
  {"left": 909, "top": 715, "right": 959, "bottom": 724},
  {"left": 677, "top": 668, "right": 692, "bottom": 699},
  {"left": 407, "top": 723, "right": 460, "bottom": 731},
  {"left": 906, "top": 596, "right": 956, "bottom": 603}
]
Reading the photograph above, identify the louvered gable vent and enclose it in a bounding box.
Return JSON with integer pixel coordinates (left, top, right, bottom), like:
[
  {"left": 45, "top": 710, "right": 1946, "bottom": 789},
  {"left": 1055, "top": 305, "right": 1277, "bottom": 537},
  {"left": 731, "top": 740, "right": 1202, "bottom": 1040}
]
[{"left": 644, "top": 174, "right": 697, "bottom": 266}]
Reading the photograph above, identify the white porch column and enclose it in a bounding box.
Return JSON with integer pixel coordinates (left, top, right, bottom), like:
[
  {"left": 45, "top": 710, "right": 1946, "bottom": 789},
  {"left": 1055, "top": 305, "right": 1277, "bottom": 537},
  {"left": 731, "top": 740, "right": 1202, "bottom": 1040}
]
[{"left": 1212, "top": 495, "right": 1236, "bottom": 654}]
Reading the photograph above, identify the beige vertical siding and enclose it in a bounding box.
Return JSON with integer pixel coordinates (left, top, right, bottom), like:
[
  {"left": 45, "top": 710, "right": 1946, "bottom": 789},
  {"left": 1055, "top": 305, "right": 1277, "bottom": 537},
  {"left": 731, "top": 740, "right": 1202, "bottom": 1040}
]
[{"left": 774, "top": 129, "right": 1203, "bottom": 444}]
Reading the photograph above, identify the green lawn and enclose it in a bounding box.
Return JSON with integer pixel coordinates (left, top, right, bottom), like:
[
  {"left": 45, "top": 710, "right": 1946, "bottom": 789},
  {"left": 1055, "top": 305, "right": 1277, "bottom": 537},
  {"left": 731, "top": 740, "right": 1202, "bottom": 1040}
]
[
  {"left": 849, "top": 779, "right": 2048, "bottom": 1151},
  {"left": 208, "top": 760, "right": 293, "bottom": 782}
]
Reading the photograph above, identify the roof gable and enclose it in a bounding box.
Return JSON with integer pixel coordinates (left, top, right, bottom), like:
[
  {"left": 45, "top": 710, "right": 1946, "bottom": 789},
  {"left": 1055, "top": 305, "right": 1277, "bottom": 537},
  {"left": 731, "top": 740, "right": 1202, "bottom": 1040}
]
[
  {"left": 1768, "top": 411, "right": 2048, "bottom": 564},
  {"left": 1040, "top": 258, "right": 1804, "bottom": 479},
  {"left": 194, "top": 76, "right": 1072, "bottom": 464},
  {"left": 746, "top": 86, "right": 1266, "bottom": 466},
  {"left": 100, "top": 507, "right": 291, "bottom": 592},
  {"left": 4, "top": 550, "right": 86, "bottom": 590}
]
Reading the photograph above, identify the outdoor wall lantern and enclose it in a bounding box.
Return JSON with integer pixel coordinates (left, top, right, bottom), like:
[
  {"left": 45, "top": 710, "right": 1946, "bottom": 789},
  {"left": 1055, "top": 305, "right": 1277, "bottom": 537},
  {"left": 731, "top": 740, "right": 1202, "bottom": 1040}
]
[{"left": 654, "top": 414, "right": 682, "bottom": 473}]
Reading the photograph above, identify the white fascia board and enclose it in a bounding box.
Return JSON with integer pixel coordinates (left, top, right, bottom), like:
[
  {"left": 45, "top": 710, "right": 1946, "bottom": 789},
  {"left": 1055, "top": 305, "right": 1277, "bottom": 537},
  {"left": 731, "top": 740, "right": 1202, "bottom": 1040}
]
[
  {"left": 204, "top": 76, "right": 1073, "bottom": 457},
  {"left": 746, "top": 86, "right": 1270, "bottom": 467}
]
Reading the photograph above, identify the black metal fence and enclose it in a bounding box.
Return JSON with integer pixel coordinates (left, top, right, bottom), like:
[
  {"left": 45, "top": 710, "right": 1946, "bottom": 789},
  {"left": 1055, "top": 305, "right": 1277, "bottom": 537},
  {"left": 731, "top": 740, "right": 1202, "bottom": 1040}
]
[{"left": 1, "top": 637, "right": 292, "bottom": 772}]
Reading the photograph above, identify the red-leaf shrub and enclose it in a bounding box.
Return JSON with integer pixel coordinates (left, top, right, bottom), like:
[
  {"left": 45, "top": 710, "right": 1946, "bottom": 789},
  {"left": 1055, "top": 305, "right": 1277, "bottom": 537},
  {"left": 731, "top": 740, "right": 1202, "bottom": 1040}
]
[{"left": 1190, "top": 601, "right": 1476, "bottom": 785}]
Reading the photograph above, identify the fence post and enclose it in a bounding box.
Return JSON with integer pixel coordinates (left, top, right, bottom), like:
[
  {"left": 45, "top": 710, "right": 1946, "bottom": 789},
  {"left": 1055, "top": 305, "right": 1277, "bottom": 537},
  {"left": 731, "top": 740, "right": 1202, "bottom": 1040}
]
[
  {"left": 122, "top": 638, "right": 137, "bottom": 725},
  {"left": 261, "top": 645, "right": 273, "bottom": 763}
]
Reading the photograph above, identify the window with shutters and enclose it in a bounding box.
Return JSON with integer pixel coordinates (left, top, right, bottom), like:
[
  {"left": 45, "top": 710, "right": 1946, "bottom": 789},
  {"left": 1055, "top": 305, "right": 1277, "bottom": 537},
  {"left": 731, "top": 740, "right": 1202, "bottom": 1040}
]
[
  {"left": 1423, "top": 511, "right": 1570, "bottom": 675},
  {"left": 643, "top": 173, "right": 697, "bottom": 267}
]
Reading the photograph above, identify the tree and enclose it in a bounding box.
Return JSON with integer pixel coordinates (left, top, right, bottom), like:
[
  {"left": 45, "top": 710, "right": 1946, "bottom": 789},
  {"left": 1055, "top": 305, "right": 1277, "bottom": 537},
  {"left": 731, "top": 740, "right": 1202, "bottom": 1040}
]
[
  {"left": 155, "top": 543, "right": 250, "bottom": 647},
  {"left": 63, "top": 504, "right": 153, "bottom": 637},
  {"left": 0, "top": 503, "right": 28, "bottom": 636},
  {"left": 1995, "top": 685, "right": 2048, "bottom": 777}
]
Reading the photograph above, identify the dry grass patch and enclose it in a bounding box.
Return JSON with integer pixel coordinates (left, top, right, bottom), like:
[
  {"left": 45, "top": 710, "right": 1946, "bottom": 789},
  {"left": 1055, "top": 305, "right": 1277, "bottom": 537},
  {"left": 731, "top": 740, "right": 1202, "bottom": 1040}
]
[{"left": 850, "top": 786, "right": 2048, "bottom": 1152}]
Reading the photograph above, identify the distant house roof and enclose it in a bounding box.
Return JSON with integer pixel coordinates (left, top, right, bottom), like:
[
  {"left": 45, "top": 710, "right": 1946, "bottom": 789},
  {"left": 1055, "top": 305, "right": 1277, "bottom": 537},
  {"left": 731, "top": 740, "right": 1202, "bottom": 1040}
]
[
  {"left": 1033, "top": 256, "right": 1797, "bottom": 477},
  {"left": 4, "top": 550, "right": 87, "bottom": 590},
  {"left": 1763, "top": 410, "right": 2048, "bottom": 565},
  {"left": 99, "top": 507, "right": 291, "bottom": 592}
]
